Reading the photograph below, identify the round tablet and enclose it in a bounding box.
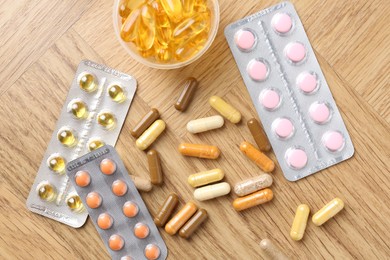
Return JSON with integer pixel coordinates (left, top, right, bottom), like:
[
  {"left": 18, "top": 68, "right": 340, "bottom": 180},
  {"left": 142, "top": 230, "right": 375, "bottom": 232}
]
[
  {"left": 112, "top": 179, "right": 128, "bottom": 196},
  {"left": 286, "top": 148, "right": 308, "bottom": 170},
  {"left": 97, "top": 213, "right": 113, "bottom": 230},
  {"left": 285, "top": 42, "right": 306, "bottom": 63},
  {"left": 322, "top": 131, "right": 345, "bottom": 152},
  {"left": 273, "top": 118, "right": 294, "bottom": 139},
  {"left": 75, "top": 171, "right": 91, "bottom": 187},
  {"left": 100, "top": 158, "right": 116, "bottom": 175},
  {"left": 297, "top": 72, "right": 318, "bottom": 93},
  {"left": 86, "top": 192, "right": 102, "bottom": 209},
  {"left": 260, "top": 89, "right": 280, "bottom": 110},
  {"left": 247, "top": 59, "right": 269, "bottom": 81},
  {"left": 309, "top": 102, "right": 330, "bottom": 123},
  {"left": 234, "top": 30, "right": 256, "bottom": 51},
  {"left": 134, "top": 223, "right": 150, "bottom": 239},
  {"left": 123, "top": 201, "right": 139, "bottom": 218},
  {"left": 109, "top": 234, "right": 124, "bottom": 251},
  {"left": 145, "top": 244, "right": 160, "bottom": 260},
  {"left": 272, "top": 13, "right": 293, "bottom": 34}
]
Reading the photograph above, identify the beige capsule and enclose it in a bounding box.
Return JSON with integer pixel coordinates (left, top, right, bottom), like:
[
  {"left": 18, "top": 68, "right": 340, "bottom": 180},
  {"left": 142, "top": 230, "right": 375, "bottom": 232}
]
[
  {"left": 234, "top": 174, "right": 273, "bottom": 197},
  {"left": 194, "top": 182, "right": 231, "bottom": 201},
  {"left": 188, "top": 168, "right": 224, "bottom": 187},
  {"left": 259, "top": 239, "right": 289, "bottom": 260},
  {"left": 130, "top": 175, "right": 152, "bottom": 192},
  {"left": 187, "top": 115, "right": 224, "bottom": 134},
  {"left": 136, "top": 119, "right": 166, "bottom": 150}
]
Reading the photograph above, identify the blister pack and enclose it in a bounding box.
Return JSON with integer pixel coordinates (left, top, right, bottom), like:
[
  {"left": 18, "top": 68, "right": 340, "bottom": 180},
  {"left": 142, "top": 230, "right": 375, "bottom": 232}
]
[
  {"left": 224, "top": 2, "right": 354, "bottom": 181},
  {"left": 26, "top": 60, "right": 137, "bottom": 227},
  {"left": 66, "top": 145, "right": 168, "bottom": 260}
]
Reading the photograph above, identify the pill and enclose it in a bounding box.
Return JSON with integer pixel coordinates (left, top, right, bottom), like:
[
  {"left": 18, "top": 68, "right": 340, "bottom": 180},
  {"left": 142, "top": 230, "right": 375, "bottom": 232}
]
[
  {"left": 121, "top": 256, "right": 133, "bottom": 260},
  {"left": 87, "top": 138, "right": 105, "bottom": 151},
  {"left": 100, "top": 158, "right": 116, "bottom": 175},
  {"left": 131, "top": 108, "right": 160, "bottom": 138},
  {"left": 312, "top": 198, "right": 344, "bottom": 226},
  {"left": 66, "top": 193, "right": 84, "bottom": 212},
  {"left": 120, "top": 8, "right": 141, "bottom": 42},
  {"left": 259, "top": 239, "right": 289, "bottom": 260},
  {"left": 130, "top": 175, "right": 153, "bottom": 192},
  {"left": 97, "top": 111, "right": 116, "bottom": 130},
  {"left": 134, "top": 223, "right": 150, "bottom": 239},
  {"left": 178, "top": 143, "right": 220, "bottom": 159},
  {"left": 273, "top": 118, "right": 294, "bottom": 139},
  {"left": 136, "top": 119, "right": 166, "bottom": 150},
  {"left": 79, "top": 72, "right": 97, "bottom": 92},
  {"left": 285, "top": 42, "right": 306, "bottom": 63},
  {"left": 165, "top": 202, "right": 198, "bottom": 235},
  {"left": 123, "top": 201, "right": 139, "bottom": 218},
  {"left": 144, "top": 244, "right": 160, "bottom": 260},
  {"left": 309, "top": 102, "right": 331, "bottom": 124},
  {"left": 232, "top": 188, "right": 273, "bottom": 211},
  {"left": 247, "top": 59, "right": 269, "bottom": 81},
  {"left": 296, "top": 71, "right": 318, "bottom": 93},
  {"left": 174, "top": 77, "right": 198, "bottom": 111},
  {"left": 160, "top": 0, "right": 183, "bottom": 22},
  {"left": 57, "top": 127, "right": 77, "bottom": 147},
  {"left": 108, "top": 234, "right": 124, "bottom": 251},
  {"left": 112, "top": 179, "right": 128, "bottom": 196},
  {"left": 86, "top": 192, "right": 102, "bottom": 209},
  {"left": 285, "top": 148, "right": 308, "bottom": 170},
  {"left": 272, "top": 13, "right": 293, "bottom": 34},
  {"left": 97, "top": 213, "right": 114, "bottom": 230},
  {"left": 147, "top": 149, "right": 163, "bottom": 185},
  {"left": 187, "top": 115, "right": 224, "bottom": 134},
  {"left": 260, "top": 89, "right": 280, "bottom": 111},
  {"left": 290, "top": 204, "right": 310, "bottom": 241},
  {"left": 188, "top": 168, "right": 224, "bottom": 187},
  {"left": 154, "top": 193, "right": 179, "bottom": 227},
  {"left": 247, "top": 118, "right": 271, "bottom": 152},
  {"left": 36, "top": 181, "right": 57, "bottom": 202},
  {"left": 322, "top": 131, "right": 345, "bottom": 152},
  {"left": 209, "top": 96, "right": 241, "bottom": 124},
  {"left": 179, "top": 208, "right": 208, "bottom": 239},
  {"left": 234, "top": 29, "right": 256, "bottom": 51},
  {"left": 75, "top": 171, "right": 91, "bottom": 187},
  {"left": 68, "top": 99, "right": 88, "bottom": 119},
  {"left": 108, "top": 84, "right": 126, "bottom": 103},
  {"left": 240, "top": 141, "right": 275, "bottom": 172},
  {"left": 47, "top": 154, "right": 66, "bottom": 173},
  {"left": 234, "top": 174, "right": 273, "bottom": 197},
  {"left": 194, "top": 182, "right": 231, "bottom": 201}
]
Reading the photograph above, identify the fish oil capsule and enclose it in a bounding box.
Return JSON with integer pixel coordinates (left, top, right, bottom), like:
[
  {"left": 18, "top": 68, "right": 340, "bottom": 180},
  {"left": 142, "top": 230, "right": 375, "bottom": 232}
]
[
  {"left": 67, "top": 99, "right": 88, "bottom": 119},
  {"left": 240, "top": 141, "right": 275, "bottom": 172},
  {"left": 160, "top": 0, "right": 183, "bottom": 22},
  {"left": 118, "top": 0, "right": 131, "bottom": 18},
  {"left": 194, "top": 0, "right": 207, "bottom": 12},
  {"left": 47, "top": 154, "right": 66, "bottom": 173},
  {"left": 121, "top": 9, "right": 141, "bottom": 42},
  {"left": 312, "top": 198, "right": 344, "bottom": 226},
  {"left": 66, "top": 193, "right": 84, "bottom": 212},
  {"left": 187, "top": 115, "right": 224, "bottom": 134},
  {"left": 165, "top": 202, "right": 198, "bottom": 235},
  {"left": 151, "top": 0, "right": 172, "bottom": 47},
  {"left": 247, "top": 118, "right": 271, "bottom": 152},
  {"left": 109, "top": 234, "right": 124, "bottom": 251},
  {"left": 108, "top": 84, "right": 126, "bottom": 103},
  {"left": 147, "top": 149, "right": 163, "bottom": 185},
  {"left": 194, "top": 182, "right": 231, "bottom": 201},
  {"left": 188, "top": 168, "right": 224, "bottom": 187},
  {"left": 79, "top": 72, "right": 97, "bottom": 92},
  {"left": 137, "top": 4, "right": 156, "bottom": 51},
  {"left": 259, "top": 239, "right": 289, "bottom": 260},
  {"left": 154, "top": 193, "right": 179, "bottom": 227},
  {"left": 179, "top": 208, "right": 208, "bottom": 239},
  {"left": 174, "top": 77, "right": 198, "bottom": 111},
  {"left": 97, "top": 111, "right": 116, "bottom": 130},
  {"left": 172, "top": 13, "right": 208, "bottom": 43},
  {"left": 209, "top": 96, "right": 241, "bottom": 124},
  {"left": 37, "top": 181, "right": 57, "bottom": 202},
  {"left": 233, "top": 188, "right": 273, "bottom": 211},
  {"left": 130, "top": 175, "right": 153, "bottom": 192},
  {"left": 290, "top": 204, "right": 310, "bottom": 241},
  {"left": 57, "top": 127, "right": 77, "bottom": 147},
  {"left": 178, "top": 143, "right": 220, "bottom": 159},
  {"left": 182, "top": 0, "right": 195, "bottom": 16},
  {"left": 234, "top": 174, "right": 273, "bottom": 197},
  {"left": 155, "top": 45, "right": 172, "bottom": 62},
  {"left": 136, "top": 119, "right": 166, "bottom": 150},
  {"left": 131, "top": 108, "right": 160, "bottom": 138},
  {"left": 87, "top": 138, "right": 105, "bottom": 151},
  {"left": 174, "top": 42, "right": 200, "bottom": 61}
]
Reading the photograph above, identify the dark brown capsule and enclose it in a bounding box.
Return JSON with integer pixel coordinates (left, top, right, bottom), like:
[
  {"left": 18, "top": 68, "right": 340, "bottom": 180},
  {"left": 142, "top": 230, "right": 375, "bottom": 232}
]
[
  {"left": 154, "top": 193, "right": 179, "bottom": 227},
  {"left": 178, "top": 208, "right": 208, "bottom": 239},
  {"left": 131, "top": 108, "right": 160, "bottom": 138},
  {"left": 174, "top": 77, "right": 198, "bottom": 112},
  {"left": 247, "top": 118, "right": 271, "bottom": 152},
  {"left": 147, "top": 149, "right": 163, "bottom": 185}
]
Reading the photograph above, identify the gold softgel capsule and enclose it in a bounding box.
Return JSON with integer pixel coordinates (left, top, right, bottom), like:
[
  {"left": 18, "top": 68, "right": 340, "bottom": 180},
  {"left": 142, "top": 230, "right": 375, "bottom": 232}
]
[
  {"left": 79, "top": 72, "right": 97, "bottom": 92},
  {"left": 47, "top": 154, "right": 66, "bottom": 173},
  {"left": 37, "top": 181, "right": 57, "bottom": 202},
  {"left": 97, "top": 111, "right": 116, "bottom": 130}
]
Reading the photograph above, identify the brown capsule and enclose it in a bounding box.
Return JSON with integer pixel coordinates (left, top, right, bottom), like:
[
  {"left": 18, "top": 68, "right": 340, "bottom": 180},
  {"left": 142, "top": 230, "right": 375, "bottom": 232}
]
[
  {"left": 179, "top": 208, "right": 208, "bottom": 239},
  {"left": 178, "top": 143, "right": 220, "bottom": 159},
  {"left": 165, "top": 202, "right": 198, "bottom": 235},
  {"left": 130, "top": 175, "right": 153, "bottom": 192},
  {"left": 247, "top": 118, "right": 271, "bottom": 152},
  {"left": 174, "top": 77, "right": 198, "bottom": 112},
  {"left": 240, "top": 141, "right": 275, "bottom": 172},
  {"left": 131, "top": 108, "right": 160, "bottom": 138},
  {"left": 154, "top": 193, "right": 179, "bottom": 227},
  {"left": 147, "top": 149, "right": 163, "bottom": 185},
  {"left": 233, "top": 188, "right": 273, "bottom": 211}
]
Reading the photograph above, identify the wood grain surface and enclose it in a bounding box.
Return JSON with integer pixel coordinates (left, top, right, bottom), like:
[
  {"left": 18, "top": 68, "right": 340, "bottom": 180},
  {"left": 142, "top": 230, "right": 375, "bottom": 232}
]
[{"left": 0, "top": 0, "right": 389, "bottom": 259}]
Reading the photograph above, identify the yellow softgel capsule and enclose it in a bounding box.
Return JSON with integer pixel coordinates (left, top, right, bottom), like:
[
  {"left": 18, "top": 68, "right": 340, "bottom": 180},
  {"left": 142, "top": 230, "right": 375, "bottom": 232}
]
[
  {"left": 97, "top": 111, "right": 116, "bottom": 130},
  {"left": 155, "top": 45, "right": 172, "bottom": 62},
  {"left": 37, "top": 181, "right": 57, "bottom": 202},
  {"left": 66, "top": 193, "right": 84, "bottom": 212},
  {"left": 67, "top": 99, "right": 88, "bottom": 119},
  {"left": 79, "top": 73, "right": 97, "bottom": 92},
  {"left": 121, "top": 8, "right": 141, "bottom": 42},
  {"left": 136, "top": 119, "right": 166, "bottom": 150},
  {"left": 47, "top": 154, "right": 66, "bottom": 173},
  {"left": 57, "top": 127, "right": 77, "bottom": 147},
  {"left": 209, "top": 96, "right": 241, "bottom": 124},
  {"left": 118, "top": 0, "right": 131, "bottom": 18},
  {"left": 172, "top": 13, "right": 208, "bottom": 43},
  {"left": 312, "top": 198, "right": 344, "bottom": 226},
  {"left": 87, "top": 139, "right": 105, "bottom": 151},
  {"left": 151, "top": 0, "right": 172, "bottom": 47},
  {"left": 193, "top": 0, "right": 208, "bottom": 13},
  {"left": 137, "top": 4, "right": 156, "bottom": 51},
  {"left": 290, "top": 204, "right": 310, "bottom": 241},
  {"left": 108, "top": 84, "right": 126, "bottom": 103},
  {"left": 160, "top": 0, "right": 183, "bottom": 22},
  {"left": 188, "top": 168, "right": 224, "bottom": 187},
  {"left": 182, "top": 0, "right": 195, "bottom": 16}
]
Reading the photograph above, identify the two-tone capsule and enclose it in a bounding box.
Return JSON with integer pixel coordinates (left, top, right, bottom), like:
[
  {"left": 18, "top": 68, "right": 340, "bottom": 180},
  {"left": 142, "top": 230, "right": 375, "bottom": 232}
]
[
  {"left": 209, "top": 95, "right": 241, "bottom": 124},
  {"left": 312, "top": 198, "right": 344, "bottom": 226},
  {"left": 247, "top": 118, "right": 271, "bottom": 152},
  {"left": 259, "top": 239, "right": 289, "bottom": 260},
  {"left": 165, "top": 202, "right": 198, "bottom": 235},
  {"left": 178, "top": 143, "right": 220, "bottom": 159},
  {"left": 240, "top": 141, "right": 275, "bottom": 172},
  {"left": 154, "top": 193, "right": 179, "bottom": 227},
  {"left": 174, "top": 77, "right": 198, "bottom": 111},
  {"left": 188, "top": 168, "right": 224, "bottom": 187},
  {"left": 194, "top": 182, "right": 231, "bottom": 201},
  {"left": 136, "top": 119, "right": 166, "bottom": 150},
  {"left": 179, "top": 208, "right": 208, "bottom": 239},
  {"left": 233, "top": 174, "right": 273, "bottom": 197},
  {"left": 290, "top": 204, "right": 310, "bottom": 241},
  {"left": 187, "top": 115, "right": 224, "bottom": 134},
  {"left": 131, "top": 108, "right": 160, "bottom": 138},
  {"left": 232, "top": 188, "right": 273, "bottom": 211},
  {"left": 147, "top": 149, "right": 163, "bottom": 185}
]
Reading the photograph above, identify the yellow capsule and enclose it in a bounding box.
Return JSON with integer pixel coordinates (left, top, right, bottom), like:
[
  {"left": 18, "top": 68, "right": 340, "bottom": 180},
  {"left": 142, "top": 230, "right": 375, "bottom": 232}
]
[
  {"left": 67, "top": 99, "right": 88, "bottom": 119},
  {"left": 312, "top": 198, "right": 344, "bottom": 226},
  {"left": 87, "top": 138, "right": 105, "bottom": 151},
  {"left": 194, "top": 182, "right": 231, "bottom": 201},
  {"left": 79, "top": 73, "right": 97, "bottom": 92},
  {"left": 160, "top": 0, "right": 183, "bottom": 22},
  {"left": 66, "top": 193, "right": 84, "bottom": 212},
  {"left": 155, "top": 47, "right": 172, "bottom": 62},
  {"left": 47, "top": 154, "right": 66, "bottom": 173},
  {"left": 127, "top": 0, "right": 145, "bottom": 10},
  {"left": 188, "top": 168, "right": 224, "bottom": 187},
  {"left": 136, "top": 119, "right": 166, "bottom": 150},
  {"left": 121, "top": 8, "right": 141, "bottom": 42},
  {"left": 209, "top": 96, "right": 241, "bottom": 124},
  {"left": 182, "top": 0, "right": 195, "bottom": 16},
  {"left": 57, "top": 127, "right": 77, "bottom": 147},
  {"left": 172, "top": 13, "right": 208, "bottom": 43},
  {"left": 140, "top": 46, "right": 156, "bottom": 58},
  {"left": 194, "top": 0, "right": 208, "bottom": 13},
  {"left": 108, "top": 84, "right": 126, "bottom": 103},
  {"left": 137, "top": 4, "right": 156, "bottom": 51},
  {"left": 174, "top": 43, "right": 198, "bottom": 61},
  {"left": 97, "top": 111, "right": 116, "bottom": 130},
  {"left": 151, "top": 1, "right": 172, "bottom": 47},
  {"left": 118, "top": 0, "right": 131, "bottom": 18},
  {"left": 290, "top": 204, "right": 310, "bottom": 241},
  {"left": 37, "top": 181, "right": 57, "bottom": 202}
]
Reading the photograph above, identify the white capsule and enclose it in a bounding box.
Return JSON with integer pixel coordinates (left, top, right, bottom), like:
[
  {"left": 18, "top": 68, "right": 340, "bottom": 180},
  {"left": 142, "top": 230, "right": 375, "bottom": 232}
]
[
  {"left": 194, "top": 182, "right": 231, "bottom": 201},
  {"left": 187, "top": 115, "right": 224, "bottom": 134}
]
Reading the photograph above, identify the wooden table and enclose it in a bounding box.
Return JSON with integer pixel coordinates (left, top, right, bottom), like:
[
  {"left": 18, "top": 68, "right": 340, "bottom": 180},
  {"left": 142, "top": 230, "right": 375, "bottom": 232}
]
[{"left": 1, "top": 0, "right": 389, "bottom": 259}]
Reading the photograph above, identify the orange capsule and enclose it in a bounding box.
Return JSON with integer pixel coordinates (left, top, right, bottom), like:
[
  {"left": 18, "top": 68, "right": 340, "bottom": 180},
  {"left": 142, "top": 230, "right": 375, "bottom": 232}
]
[
  {"left": 178, "top": 143, "right": 220, "bottom": 159},
  {"left": 86, "top": 192, "right": 102, "bottom": 209},
  {"left": 233, "top": 188, "right": 273, "bottom": 211},
  {"left": 134, "top": 223, "right": 150, "bottom": 239},
  {"left": 144, "top": 244, "right": 160, "bottom": 260},
  {"left": 100, "top": 158, "right": 117, "bottom": 175},
  {"left": 75, "top": 170, "right": 91, "bottom": 187},
  {"left": 239, "top": 141, "right": 275, "bottom": 172},
  {"left": 112, "top": 179, "right": 128, "bottom": 196},
  {"left": 108, "top": 234, "right": 124, "bottom": 251},
  {"left": 123, "top": 201, "right": 139, "bottom": 218},
  {"left": 165, "top": 202, "right": 198, "bottom": 235},
  {"left": 97, "top": 213, "right": 113, "bottom": 230}
]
